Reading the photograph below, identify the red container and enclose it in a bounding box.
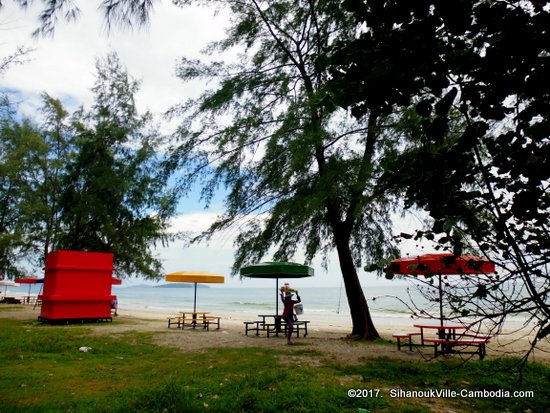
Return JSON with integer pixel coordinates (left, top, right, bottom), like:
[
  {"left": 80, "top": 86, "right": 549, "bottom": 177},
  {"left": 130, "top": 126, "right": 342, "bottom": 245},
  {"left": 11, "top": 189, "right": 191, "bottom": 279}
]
[{"left": 39, "top": 250, "right": 115, "bottom": 322}]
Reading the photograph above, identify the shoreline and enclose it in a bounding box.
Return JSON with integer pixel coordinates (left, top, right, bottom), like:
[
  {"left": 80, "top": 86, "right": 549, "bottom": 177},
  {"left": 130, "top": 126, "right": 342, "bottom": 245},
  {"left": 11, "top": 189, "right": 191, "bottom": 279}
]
[{"left": 2, "top": 304, "right": 548, "bottom": 365}]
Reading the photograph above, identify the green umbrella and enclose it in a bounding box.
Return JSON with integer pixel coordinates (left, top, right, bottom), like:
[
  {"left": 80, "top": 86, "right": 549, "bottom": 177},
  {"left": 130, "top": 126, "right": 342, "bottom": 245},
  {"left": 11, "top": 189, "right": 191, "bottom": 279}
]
[{"left": 240, "top": 262, "right": 314, "bottom": 314}]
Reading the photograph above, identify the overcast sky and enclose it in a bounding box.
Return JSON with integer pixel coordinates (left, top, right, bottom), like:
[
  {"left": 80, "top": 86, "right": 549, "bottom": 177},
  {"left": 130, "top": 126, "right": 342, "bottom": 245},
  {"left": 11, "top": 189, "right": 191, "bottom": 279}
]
[{"left": 1, "top": 1, "right": 424, "bottom": 288}]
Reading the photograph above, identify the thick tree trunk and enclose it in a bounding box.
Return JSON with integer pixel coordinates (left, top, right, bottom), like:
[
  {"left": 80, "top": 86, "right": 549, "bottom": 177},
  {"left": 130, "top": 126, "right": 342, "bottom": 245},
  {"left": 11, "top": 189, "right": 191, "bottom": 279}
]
[{"left": 334, "top": 230, "right": 380, "bottom": 340}]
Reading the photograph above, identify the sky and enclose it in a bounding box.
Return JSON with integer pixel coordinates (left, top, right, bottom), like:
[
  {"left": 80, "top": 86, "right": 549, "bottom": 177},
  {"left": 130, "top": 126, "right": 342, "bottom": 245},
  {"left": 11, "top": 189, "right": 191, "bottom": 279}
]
[{"left": 1, "top": 1, "right": 428, "bottom": 288}]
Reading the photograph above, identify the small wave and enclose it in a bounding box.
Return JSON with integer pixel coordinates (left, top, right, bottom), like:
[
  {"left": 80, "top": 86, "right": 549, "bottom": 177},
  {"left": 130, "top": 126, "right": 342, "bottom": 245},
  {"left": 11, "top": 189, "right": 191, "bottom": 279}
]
[{"left": 231, "top": 301, "right": 271, "bottom": 307}]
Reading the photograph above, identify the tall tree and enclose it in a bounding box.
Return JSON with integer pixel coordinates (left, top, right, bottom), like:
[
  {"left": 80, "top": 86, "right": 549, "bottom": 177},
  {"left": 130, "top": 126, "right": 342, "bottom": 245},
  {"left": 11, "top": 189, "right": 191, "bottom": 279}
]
[
  {"left": 57, "top": 53, "right": 177, "bottom": 278},
  {"left": 327, "top": 0, "right": 549, "bottom": 351},
  {"left": 30, "top": 94, "right": 74, "bottom": 262},
  {"left": 2, "top": 52, "right": 177, "bottom": 279},
  {"left": 0, "top": 99, "right": 47, "bottom": 278},
  {"left": 1, "top": 35, "right": 35, "bottom": 278},
  {"left": 169, "top": 0, "right": 404, "bottom": 339}
]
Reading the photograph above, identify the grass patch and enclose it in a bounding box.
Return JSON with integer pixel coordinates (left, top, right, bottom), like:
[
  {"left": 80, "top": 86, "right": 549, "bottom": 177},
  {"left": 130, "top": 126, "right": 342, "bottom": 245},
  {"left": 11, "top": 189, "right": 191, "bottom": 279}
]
[{"left": 0, "top": 317, "right": 548, "bottom": 412}]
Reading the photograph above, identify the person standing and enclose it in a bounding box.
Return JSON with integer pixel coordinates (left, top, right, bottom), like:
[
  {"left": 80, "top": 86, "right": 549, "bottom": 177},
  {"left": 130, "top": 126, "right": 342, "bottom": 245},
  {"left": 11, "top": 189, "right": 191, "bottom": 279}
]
[
  {"left": 280, "top": 283, "right": 301, "bottom": 345},
  {"left": 111, "top": 297, "right": 118, "bottom": 316}
]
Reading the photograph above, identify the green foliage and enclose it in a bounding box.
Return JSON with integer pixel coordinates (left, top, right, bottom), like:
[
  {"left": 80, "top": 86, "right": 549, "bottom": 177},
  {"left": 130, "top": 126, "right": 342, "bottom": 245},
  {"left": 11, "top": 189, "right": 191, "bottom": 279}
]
[
  {"left": 0, "top": 53, "right": 177, "bottom": 279},
  {"left": 0, "top": 100, "right": 48, "bottom": 276},
  {"left": 327, "top": 1, "right": 550, "bottom": 343},
  {"left": 166, "top": 1, "right": 400, "bottom": 275},
  {"left": 56, "top": 54, "right": 177, "bottom": 278}
]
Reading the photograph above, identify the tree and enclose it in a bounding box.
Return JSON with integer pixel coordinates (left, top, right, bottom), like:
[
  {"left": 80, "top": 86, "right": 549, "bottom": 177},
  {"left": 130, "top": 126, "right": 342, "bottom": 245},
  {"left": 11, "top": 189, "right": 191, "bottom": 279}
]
[
  {"left": 167, "top": 0, "right": 409, "bottom": 339},
  {"left": 29, "top": 93, "right": 74, "bottom": 262},
  {"left": 56, "top": 53, "right": 177, "bottom": 278},
  {"left": 327, "top": 0, "right": 549, "bottom": 353},
  {"left": 0, "top": 99, "right": 48, "bottom": 278},
  {"left": 1, "top": 53, "right": 177, "bottom": 279}
]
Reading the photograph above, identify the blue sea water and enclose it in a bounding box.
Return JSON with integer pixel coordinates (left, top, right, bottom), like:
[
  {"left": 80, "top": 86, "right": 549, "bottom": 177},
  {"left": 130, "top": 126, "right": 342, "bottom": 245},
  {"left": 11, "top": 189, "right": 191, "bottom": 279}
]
[
  {"left": 3, "top": 282, "right": 431, "bottom": 322},
  {"left": 110, "top": 284, "right": 427, "bottom": 318},
  {"left": 4, "top": 281, "right": 530, "bottom": 330}
]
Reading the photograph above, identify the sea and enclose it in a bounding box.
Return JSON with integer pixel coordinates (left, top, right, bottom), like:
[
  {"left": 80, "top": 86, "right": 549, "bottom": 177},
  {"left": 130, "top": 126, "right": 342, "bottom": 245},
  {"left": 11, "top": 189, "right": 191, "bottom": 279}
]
[
  {"left": 110, "top": 284, "right": 422, "bottom": 317},
  {"left": 113, "top": 284, "right": 430, "bottom": 329},
  {"left": 3, "top": 282, "right": 423, "bottom": 326},
  {"left": 3, "top": 283, "right": 531, "bottom": 330}
]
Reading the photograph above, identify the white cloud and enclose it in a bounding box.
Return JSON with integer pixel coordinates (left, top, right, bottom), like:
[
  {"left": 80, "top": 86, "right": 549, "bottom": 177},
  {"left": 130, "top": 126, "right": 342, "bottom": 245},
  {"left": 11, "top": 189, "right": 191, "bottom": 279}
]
[
  {"left": 151, "top": 209, "right": 428, "bottom": 288},
  {"left": 1, "top": 1, "right": 227, "bottom": 118}
]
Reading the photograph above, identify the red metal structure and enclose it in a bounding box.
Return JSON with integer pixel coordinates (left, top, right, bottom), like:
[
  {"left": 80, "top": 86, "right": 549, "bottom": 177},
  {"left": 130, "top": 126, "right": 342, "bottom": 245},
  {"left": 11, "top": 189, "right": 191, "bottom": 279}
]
[{"left": 38, "top": 250, "right": 116, "bottom": 323}]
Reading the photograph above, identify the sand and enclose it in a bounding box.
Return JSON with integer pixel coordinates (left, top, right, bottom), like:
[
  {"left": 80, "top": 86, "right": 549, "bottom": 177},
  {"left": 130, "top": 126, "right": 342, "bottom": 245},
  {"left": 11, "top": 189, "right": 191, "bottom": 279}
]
[{"left": 2, "top": 305, "right": 549, "bottom": 365}]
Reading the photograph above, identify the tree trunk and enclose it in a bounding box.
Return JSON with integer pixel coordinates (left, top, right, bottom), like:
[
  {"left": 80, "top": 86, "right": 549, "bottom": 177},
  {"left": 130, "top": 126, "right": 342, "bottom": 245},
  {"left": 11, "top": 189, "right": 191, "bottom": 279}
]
[{"left": 334, "top": 229, "right": 380, "bottom": 340}]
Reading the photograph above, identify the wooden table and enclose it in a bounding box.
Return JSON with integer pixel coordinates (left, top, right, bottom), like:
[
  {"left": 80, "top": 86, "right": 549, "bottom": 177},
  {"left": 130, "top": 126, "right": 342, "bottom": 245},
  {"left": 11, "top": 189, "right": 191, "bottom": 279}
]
[
  {"left": 413, "top": 323, "right": 489, "bottom": 357},
  {"left": 179, "top": 311, "right": 210, "bottom": 328},
  {"left": 243, "top": 315, "right": 310, "bottom": 338},
  {"left": 257, "top": 314, "right": 280, "bottom": 324},
  {"left": 413, "top": 323, "right": 468, "bottom": 341},
  {"left": 258, "top": 314, "right": 283, "bottom": 335}
]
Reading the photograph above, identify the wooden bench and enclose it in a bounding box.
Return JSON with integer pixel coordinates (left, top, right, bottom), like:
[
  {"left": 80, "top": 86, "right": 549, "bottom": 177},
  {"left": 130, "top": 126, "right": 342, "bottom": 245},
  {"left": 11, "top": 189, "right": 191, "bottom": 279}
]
[
  {"left": 423, "top": 338, "right": 490, "bottom": 359},
  {"left": 243, "top": 319, "right": 310, "bottom": 338},
  {"left": 178, "top": 315, "right": 221, "bottom": 331},
  {"left": 243, "top": 321, "right": 283, "bottom": 337},
  {"left": 392, "top": 332, "right": 422, "bottom": 351},
  {"left": 265, "top": 320, "right": 310, "bottom": 338},
  {"left": 265, "top": 323, "right": 281, "bottom": 337},
  {"left": 462, "top": 333, "right": 491, "bottom": 340},
  {"left": 1, "top": 297, "right": 22, "bottom": 304},
  {"left": 167, "top": 316, "right": 183, "bottom": 328},
  {"left": 243, "top": 321, "right": 262, "bottom": 336},
  {"left": 203, "top": 316, "right": 221, "bottom": 331},
  {"left": 294, "top": 320, "right": 310, "bottom": 337}
]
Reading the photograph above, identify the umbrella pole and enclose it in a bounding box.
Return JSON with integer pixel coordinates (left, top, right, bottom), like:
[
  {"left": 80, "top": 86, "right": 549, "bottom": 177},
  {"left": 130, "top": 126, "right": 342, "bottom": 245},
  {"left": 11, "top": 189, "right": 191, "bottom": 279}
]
[
  {"left": 438, "top": 274, "right": 444, "bottom": 339},
  {"left": 34, "top": 284, "right": 43, "bottom": 310},
  {"left": 275, "top": 278, "right": 279, "bottom": 315},
  {"left": 193, "top": 282, "right": 197, "bottom": 313}
]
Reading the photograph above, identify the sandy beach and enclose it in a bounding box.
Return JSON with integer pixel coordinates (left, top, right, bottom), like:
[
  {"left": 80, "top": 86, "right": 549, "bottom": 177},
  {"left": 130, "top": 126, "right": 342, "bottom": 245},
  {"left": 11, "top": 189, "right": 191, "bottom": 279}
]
[{"left": 2, "top": 304, "right": 549, "bottom": 365}]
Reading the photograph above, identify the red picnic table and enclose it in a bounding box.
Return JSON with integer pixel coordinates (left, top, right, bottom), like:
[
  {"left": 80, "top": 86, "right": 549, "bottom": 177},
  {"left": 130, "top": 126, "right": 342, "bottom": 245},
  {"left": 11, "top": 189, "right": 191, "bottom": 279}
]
[{"left": 411, "top": 323, "right": 490, "bottom": 359}]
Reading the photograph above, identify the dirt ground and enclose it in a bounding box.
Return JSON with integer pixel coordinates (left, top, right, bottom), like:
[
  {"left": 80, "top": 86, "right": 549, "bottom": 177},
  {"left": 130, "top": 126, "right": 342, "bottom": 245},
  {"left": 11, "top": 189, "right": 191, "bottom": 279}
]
[{"left": 3, "top": 305, "right": 549, "bottom": 366}]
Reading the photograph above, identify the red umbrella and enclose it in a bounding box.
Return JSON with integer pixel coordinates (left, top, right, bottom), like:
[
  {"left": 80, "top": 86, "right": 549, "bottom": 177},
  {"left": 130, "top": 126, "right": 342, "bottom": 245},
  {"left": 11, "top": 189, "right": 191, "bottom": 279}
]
[
  {"left": 15, "top": 277, "right": 44, "bottom": 284},
  {"left": 386, "top": 254, "right": 495, "bottom": 275},
  {"left": 384, "top": 254, "right": 496, "bottom": 330},
  {"left": 15, "top": 277, "right": 44, "bottom": 302}
]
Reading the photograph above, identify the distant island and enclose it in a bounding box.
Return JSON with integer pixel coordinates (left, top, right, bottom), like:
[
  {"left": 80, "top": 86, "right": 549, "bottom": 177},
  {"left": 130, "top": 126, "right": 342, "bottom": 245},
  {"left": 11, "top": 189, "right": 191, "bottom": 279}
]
[{"left": 154, "top": 284, "right": 211, "bottom": 289}]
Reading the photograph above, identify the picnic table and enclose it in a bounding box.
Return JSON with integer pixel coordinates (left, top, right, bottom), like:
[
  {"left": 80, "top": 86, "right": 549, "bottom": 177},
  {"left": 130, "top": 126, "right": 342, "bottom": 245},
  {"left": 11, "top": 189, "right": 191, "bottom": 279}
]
[
  {"left": 166, "top": 311, "right": 221, "bottom": 331},
  {"left": 258, "top": 314, "right": 283, "bottom": 334},
  {"left": 1, "top": 297, "right": 22, "bottom": 304},
  {"left": 243, "top": 314, "right": 310, "bottom": 338},
  {"left": 413, "top": 323, "right": 468, "bottom": 341},
  {"left": 392, "top": 323, "right": 491, "bottom": 359}
]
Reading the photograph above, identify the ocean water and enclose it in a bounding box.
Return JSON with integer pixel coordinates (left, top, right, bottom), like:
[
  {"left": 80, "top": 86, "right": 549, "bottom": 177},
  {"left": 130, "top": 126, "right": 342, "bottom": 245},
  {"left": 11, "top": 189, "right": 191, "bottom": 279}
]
[
  {"left": 3, "top": 283, "right": 428, "bottom": 315},
  {"left": 109, "top": 284, "right": 427, "bottom": 321},
  {"left": 4, "top": 282, "right": 531, "bottom": 330}
]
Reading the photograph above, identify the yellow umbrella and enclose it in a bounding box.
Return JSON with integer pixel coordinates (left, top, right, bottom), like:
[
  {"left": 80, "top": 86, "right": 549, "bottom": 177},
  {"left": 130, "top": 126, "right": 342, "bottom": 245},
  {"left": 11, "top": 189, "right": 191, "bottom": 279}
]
[{"left": 165, "top": 271, "right": 225, "bottom": 312}]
